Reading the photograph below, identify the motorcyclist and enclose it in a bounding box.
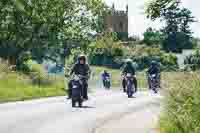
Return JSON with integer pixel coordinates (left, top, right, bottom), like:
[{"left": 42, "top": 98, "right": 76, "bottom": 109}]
[
  {"left": 121, "top": 59, "right": 138, "bottom": 92},
  {"left": 101, "top": 70, "right": 111, "bottom": 88},
  {"left": 68, "top": 54, "right": 91, "bottom": 100},
  {"left": 147, "top": 61, "right": 160, "bottom": 90}
]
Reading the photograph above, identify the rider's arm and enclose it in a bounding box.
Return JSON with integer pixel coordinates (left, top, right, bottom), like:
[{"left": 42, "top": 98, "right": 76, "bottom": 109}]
[
  {"left": 132, "top": 67, "right": 136, "bottom": 75},
  {"left": 121, "top": 65, "right": 127, "bottom": 75},
  {"left": 70, "top": 64, "right": 76, "bottom": 75},
  {"left": 86, "top": 64, "right": 91, "bottom": 79}
]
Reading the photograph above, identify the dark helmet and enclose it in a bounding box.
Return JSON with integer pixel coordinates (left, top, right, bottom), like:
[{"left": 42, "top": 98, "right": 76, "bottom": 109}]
[{"left": 78, "top": 54, "right": 86, "bottom": 62}]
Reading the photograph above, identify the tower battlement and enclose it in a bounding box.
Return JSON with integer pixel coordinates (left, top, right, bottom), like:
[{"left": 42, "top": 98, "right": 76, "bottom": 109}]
[
  {"left": 104, "top": 4, "right": 128, "bottom": 41},
  {"left": 111, "top": 3, "right": 128, "bottom": 16}
]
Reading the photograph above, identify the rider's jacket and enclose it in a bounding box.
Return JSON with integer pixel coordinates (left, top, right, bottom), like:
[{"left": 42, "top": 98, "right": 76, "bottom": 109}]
[
  {"left": 147, "top": 66, "right": 160, "bottom": 75},
  {"left": 70, "top": 63, "right": 91, "bottom": 79},
  {"left": 101, "top": 72, "right": 110, "bottom": 80},
  {"left": 122, "top": 63, "right": 136, "bottom": 75}
]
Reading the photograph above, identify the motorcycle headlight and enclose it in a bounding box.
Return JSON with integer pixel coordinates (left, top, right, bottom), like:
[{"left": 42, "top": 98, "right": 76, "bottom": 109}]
[
  {"left": 74, "top": 75, "right": 80, "bottom": 81},
  {"left": 152, "top": 74, "right": 156, "bottom": 78},
  {"left": 127, "top": 73, "right": 132, "bottom": 77}
]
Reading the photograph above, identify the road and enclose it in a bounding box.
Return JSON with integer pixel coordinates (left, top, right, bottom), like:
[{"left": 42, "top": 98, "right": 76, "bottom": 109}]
[{"left": 0, "top": 90, "right": 162, "bottom": 133}]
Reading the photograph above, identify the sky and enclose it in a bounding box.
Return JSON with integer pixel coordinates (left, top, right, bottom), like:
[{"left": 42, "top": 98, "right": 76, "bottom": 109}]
[{"left": 104, "top": 0, "right": 200, "bottom": 38}]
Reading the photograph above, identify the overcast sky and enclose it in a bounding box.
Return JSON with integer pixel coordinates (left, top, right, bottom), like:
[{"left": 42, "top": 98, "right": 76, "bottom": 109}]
[{"left": 104, "top": 0, "right": 200, "bottom": 38}]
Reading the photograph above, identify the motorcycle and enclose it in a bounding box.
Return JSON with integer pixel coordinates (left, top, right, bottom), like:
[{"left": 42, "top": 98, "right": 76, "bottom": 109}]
[
  {"left": 149, "top": 74, "right": 159, "bottom": 93},
  {"left": 71, "top": 75, "right": 85, "bottom": 108},
  {"left": 103, "top": 76, "right": 111, "bottom": 90},
  {"left": 125, "top": 73, "right": 136, "bottom": 98}
]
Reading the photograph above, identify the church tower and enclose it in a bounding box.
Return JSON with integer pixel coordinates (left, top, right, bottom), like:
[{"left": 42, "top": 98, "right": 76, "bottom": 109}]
[{"left": 104, "top": 4, "right": 128, "bottom": 41}]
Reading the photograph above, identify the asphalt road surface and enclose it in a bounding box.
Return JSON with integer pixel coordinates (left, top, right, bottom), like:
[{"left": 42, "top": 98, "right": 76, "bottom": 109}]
[{"left": 0, "top": 90, "right": 162, "bottom": 133}]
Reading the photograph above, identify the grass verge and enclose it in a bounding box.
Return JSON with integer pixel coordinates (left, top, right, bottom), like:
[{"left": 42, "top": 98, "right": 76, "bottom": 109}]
[
  {"left": 0, "top": 61, "right": 65, "bottom": 103},
  {"left": 159, "top": 72, "right": 200, "bottom": 133}
]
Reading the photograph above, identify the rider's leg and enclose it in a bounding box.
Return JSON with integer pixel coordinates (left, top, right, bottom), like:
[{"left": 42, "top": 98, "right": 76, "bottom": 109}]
[
  {"left": 82, "top": 80, "right": 88, "bottom": 100},
  {"left": 148, "top": 76, "right": 151, "bottom": 90},
  {"left": 103, "top": 80, "right": 106, "bottom": 88},
  {"left": 158, "top": 74, "right": 161, "bottom": 88},
  {"left": 133, "top": 77, "right": 138, "bottom": 92},
  {"left": 122, "top": 78, "right": 126, "bottom": 92},
  {"left": 68, "top": 81, "right": 72, "bottom": 99}
]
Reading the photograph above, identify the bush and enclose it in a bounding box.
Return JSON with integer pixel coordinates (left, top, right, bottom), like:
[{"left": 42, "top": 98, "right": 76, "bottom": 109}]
[
  {"left": 88, "top": 32, "right": 124, "bottom": 68},
  {"left": 16, "top": 51, "right": 32, "bottom": 72},
  {"left": 129, "top": 47, "right": 178, "bottom": 71},
  {"left": 160, "top": 73, "right": 200, "bottom": 133},
  {"left": 184, "top": 50, "right": 200, "bottom": 71}
]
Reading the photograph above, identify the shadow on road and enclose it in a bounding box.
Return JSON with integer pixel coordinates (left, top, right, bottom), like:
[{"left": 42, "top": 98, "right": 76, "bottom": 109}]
[
  {"left": 81, "top": 106, "right": 95, "bottom": 109},
  {"left": 72, "top": 106, "right": 95, "bottom": 109}
]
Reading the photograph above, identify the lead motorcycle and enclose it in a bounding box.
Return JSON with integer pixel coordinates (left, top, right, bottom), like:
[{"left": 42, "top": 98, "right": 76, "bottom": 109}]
[
  {"left": 125, "top": 73, "right": 136, "bottom": 98},
  {"left": 70, "top": 75, "right": 86, "bottom": 108}
]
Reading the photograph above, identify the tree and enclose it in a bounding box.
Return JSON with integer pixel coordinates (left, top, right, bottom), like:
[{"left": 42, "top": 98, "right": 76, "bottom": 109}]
[
  {"left": 0, "top": 0, "right": 107, "bottom": 66},
  {"left": 161, "top": 3, "right": 195, "bottom": 52},
  {"left": 145, "top": 0, "right": 195, "bottom": 53},
  {"left": 143, "top": 27, "right": 162, "bottom": 46},
  {"left": 145, "top": 0, "right": 178, "bottom": 20}
]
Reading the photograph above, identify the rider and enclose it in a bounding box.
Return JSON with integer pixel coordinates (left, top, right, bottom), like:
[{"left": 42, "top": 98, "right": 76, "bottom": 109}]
[
  {"left": 101, "top": 70, "right": 111, "bottom": 88},
  {"left": 68, "top": 54, "right": 91, "bottom": 100},
  {"left": 121, "top": 58, "right": 138, "bottom": 92},
  {"left": 147, "top": 61, "right": 160, "bottom": 89}
]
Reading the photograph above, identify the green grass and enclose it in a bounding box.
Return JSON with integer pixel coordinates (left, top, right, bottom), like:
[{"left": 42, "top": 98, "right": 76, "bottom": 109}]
[
  {"left": 0, "top": 74, "right": 66, "bottom": 103},
  {"left": 0, "top": 61, "right": 65, "bottom": 103},
  {"left": 159, "top": 72, "right": 200, "bottom": 133},
  {"left": 0, "top": 63, "right": 187, "bottom": 103}
]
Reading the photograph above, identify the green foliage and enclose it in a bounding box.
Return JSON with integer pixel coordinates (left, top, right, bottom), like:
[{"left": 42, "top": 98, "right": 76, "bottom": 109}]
[
  {"left": 65, "top": 48, "right": 85, "bottom": 74},
  {"left": 126, "top": 46, "right": 178, "bottom": 71},
  {"left": 0, "top": 0, "right": 107, "bottom": 67},
  {"left": 184, "top": 50, "right": 200, "bottom": 71},
  {"left": 192, "top": 38, "right": 200, "bottom": 49},
  {"left": 16, "top": 51, "right": 32, "bottom": 72},
  {"left": 116, "top": 32, "right": 128, "bottom": 41},
  {"left": 145, "top": 0, "right": 195, "bottom": 53},
  {"left": 160, "top": 73, "right": 200, "bottom": 133},
  {"left": 0, "top": 60, "right": 65, "bottom": 102},
  {"left": 161, "top": 4, "right": 195, "bottom": 52},
  {"left": 145, "top": 0, "right": 178, "bottom": 20},
  {"left": 143, "top": 27, "right": 162, "bottom": 46},
  {"left": 88, "top": 32, "right": 124, "bottom": 68}
]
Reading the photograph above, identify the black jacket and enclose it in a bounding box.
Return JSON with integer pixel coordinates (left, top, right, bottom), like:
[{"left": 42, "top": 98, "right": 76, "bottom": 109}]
[
  {"left": 122, "top": 63, "right": 136, "bottom": 75},
  {"left": 70, "top": 63, "right": 91, "bottom": 77},
  {"left": 147, "top": 66, "right": 160, "bottom": 75}
]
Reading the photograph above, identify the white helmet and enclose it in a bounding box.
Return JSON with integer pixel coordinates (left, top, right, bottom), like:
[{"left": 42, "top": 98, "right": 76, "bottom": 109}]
[{"left": 125, "top": 58, "right": 132, "bottom": 63}]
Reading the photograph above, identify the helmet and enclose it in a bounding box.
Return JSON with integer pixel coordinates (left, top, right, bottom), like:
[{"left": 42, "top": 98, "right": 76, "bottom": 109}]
[
  {"left": 78, "top": 54, "right": 86, "bottom": 61},
  {"left": 151, "top": 60, "right": 157, "bottom": 66},
  {"left": 104, "top": 70, "right": 108, "bottom": 74},
  {"left": 125, "top": 58, "right": 132, "bottom": 63}
]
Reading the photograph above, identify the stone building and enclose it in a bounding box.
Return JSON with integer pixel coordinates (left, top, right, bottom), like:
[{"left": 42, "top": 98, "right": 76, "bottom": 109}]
[{"left": 104, "top": 4, "right": 128, "bottom": 41}]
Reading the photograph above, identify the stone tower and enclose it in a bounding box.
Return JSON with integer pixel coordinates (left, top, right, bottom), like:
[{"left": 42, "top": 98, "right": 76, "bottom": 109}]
[{"left": 104, "top": 4, "right": 128, "bottom": 41}]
